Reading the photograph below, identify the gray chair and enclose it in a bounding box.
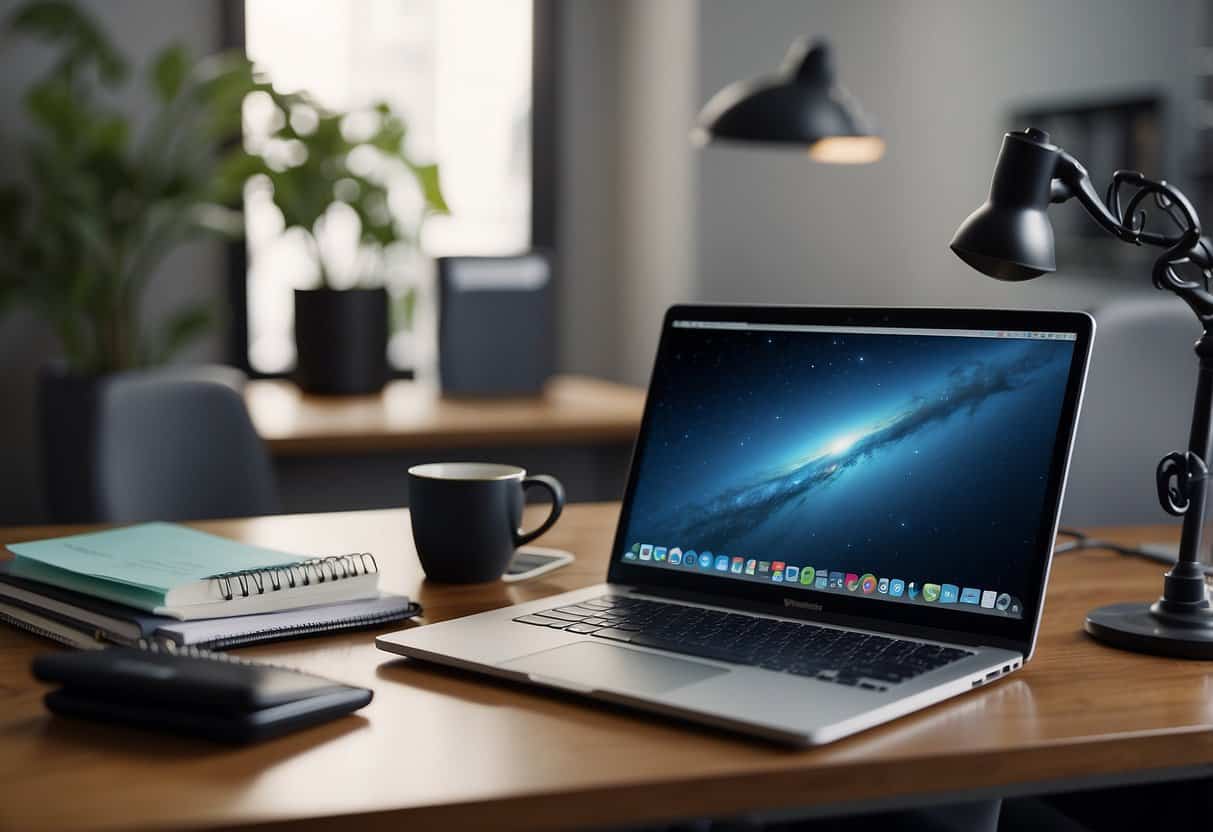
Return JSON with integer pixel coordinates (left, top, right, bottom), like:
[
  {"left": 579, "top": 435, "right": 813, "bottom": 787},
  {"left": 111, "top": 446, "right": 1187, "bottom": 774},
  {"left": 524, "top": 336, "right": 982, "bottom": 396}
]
[
  {"left": 1062, "top": 296, "right": 1200, "bottom": 527},
  {"left": 94, "top": 373, "right": 279, "bottom": 522}
]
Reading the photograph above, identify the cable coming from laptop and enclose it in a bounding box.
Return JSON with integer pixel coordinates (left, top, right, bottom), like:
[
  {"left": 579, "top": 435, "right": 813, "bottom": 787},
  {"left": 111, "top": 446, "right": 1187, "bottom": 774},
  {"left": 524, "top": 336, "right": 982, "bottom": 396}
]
[{"left": 1054, "top": 528, "right": 1213, "bottom": 583}]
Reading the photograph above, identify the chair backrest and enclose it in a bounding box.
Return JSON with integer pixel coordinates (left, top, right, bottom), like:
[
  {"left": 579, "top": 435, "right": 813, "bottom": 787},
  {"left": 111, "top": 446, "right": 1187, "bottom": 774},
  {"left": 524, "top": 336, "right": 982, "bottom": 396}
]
[
  {"left": 95, "top": 375, "right": 279, "bottom": 522},
  {"left": 1062, "top": 296, "right": 1199, "bottom": 527}
]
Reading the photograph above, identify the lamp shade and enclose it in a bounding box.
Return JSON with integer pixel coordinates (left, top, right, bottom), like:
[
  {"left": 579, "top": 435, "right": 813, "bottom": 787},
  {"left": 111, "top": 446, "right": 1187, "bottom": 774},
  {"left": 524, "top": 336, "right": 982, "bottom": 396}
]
[
  {"left": 950, "top": 129, "right": 1061, "bottom": 281},
  {"left": 694, "top": 37, "right": 883, "bottom": 163}
]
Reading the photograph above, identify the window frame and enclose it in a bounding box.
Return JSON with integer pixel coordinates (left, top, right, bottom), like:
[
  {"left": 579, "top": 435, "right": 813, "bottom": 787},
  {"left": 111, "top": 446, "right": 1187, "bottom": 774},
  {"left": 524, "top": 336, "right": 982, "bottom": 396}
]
[{"left": 219, "top": 0, "right": 558, "bottom": 377}]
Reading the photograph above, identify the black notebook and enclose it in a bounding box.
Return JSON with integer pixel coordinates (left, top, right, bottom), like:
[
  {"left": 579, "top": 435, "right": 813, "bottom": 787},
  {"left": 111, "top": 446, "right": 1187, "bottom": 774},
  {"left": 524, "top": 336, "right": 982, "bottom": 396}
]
[{"left": 34, "top": 645, "right": 374, "bottom": 744}]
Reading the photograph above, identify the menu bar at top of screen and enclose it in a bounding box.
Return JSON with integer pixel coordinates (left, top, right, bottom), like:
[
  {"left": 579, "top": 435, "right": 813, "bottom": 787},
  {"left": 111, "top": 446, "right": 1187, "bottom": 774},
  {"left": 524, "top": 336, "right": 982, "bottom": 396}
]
[{"left": 672, "top": 320, "right": 1078, "bottom": 341}]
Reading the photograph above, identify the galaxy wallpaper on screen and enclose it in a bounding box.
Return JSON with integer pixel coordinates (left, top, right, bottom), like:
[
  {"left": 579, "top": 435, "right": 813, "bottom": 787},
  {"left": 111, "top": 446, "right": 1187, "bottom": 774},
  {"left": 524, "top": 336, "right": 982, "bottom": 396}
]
[{"left": 621, "top": 325, "right": 1076, "bottom": 606}]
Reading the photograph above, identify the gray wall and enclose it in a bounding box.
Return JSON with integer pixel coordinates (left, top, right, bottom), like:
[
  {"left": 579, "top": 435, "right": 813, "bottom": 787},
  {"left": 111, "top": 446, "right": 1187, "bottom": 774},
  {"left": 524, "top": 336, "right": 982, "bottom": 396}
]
[
  {"left": 554, "top": 0, "right": 622, "bottom": 382},
  {"left": 555, "top": 0, "right": 700, "bottom": 387},
  {"left": 695, "top": 0, "right": 1201, "bottom": 313},
  {"left": 614, "top": 0, "right": 698, "bottom": 382},
  {"left": 557, "top": 0, "right": 1204, "bottom": 386},
  {"left": 0, "top": 0, "right": 226, "bottom": 523}
]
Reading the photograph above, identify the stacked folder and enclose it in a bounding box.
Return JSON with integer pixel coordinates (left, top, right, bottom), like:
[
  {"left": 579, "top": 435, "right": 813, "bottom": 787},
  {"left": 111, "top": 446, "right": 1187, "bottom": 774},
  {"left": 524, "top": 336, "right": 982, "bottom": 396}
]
[{"left": 0, "top": 523, "right": 419, "bottom": 649}]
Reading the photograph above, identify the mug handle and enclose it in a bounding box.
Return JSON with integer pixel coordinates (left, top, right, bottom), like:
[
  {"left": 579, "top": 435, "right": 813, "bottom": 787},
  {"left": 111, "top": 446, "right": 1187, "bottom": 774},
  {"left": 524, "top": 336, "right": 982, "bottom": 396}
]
[{"left": 514, "top": 475, "right": 566, "bottom": 546}]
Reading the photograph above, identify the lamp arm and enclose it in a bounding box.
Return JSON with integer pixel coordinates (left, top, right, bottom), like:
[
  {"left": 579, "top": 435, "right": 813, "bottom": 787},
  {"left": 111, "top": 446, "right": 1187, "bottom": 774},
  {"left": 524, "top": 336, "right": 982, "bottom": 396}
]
[
  {"left": 1050, "top": 150, "right": 1213, "bottom": 323},
  {"left": 1050, "top": 152, "right": 1134, "bottom": 240},
  {"left": 1049, "top": 144, "right": 1213, "bottom": 600}
]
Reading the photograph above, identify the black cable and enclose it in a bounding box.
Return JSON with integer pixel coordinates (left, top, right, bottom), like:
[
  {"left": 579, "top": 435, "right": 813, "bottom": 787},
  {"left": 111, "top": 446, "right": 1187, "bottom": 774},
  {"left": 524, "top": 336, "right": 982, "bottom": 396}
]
[
  {"left": 1055, "top": 525, "right": 1196, "bottom": 565},
  {"left": 1054, "top": 526, "right": 1088, "bottom": 553},
  {"left": 1056, "top": 529, "right": 1213, "bottom": 577}
]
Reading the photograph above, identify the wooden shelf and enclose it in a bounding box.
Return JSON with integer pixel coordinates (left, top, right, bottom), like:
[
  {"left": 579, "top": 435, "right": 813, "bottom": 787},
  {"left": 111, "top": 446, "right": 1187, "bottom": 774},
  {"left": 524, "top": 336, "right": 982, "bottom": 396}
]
[{"left": 244, "top": 374, "right": 646, "bottom": 456}]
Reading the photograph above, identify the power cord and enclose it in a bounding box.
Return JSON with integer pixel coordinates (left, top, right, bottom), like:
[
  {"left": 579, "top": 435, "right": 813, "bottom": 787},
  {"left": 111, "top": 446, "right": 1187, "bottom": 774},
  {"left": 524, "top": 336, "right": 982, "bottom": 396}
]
[
  {"left": 1054, "top": 527, "right": 1153, "bottom": 558},
  {"left": 1055, "top": 527, "right": 1213, "bottom": 578}
]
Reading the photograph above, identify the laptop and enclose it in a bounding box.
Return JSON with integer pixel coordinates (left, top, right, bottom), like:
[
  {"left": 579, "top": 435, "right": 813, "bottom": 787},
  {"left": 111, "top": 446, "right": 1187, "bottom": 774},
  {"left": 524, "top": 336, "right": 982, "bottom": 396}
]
[{"left": 377, "top": 305, "right": 1094, "bottom": 746}]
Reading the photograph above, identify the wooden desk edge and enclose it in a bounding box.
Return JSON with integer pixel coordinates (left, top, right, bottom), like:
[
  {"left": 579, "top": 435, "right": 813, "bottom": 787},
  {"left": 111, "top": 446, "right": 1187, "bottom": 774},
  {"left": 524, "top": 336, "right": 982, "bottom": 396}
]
[
  {"left": 259, "top": 424, "right": 642, "bottom": 456},
  {"left": 169, "top": 729, "right": 1213, "bottom": 832}
]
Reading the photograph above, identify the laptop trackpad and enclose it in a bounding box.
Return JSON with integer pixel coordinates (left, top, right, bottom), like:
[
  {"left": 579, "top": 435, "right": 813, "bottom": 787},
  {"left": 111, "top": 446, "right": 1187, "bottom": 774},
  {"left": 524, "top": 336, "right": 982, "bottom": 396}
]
[{"left": 500, "top": 641, "right": 728, "bottom": 695}]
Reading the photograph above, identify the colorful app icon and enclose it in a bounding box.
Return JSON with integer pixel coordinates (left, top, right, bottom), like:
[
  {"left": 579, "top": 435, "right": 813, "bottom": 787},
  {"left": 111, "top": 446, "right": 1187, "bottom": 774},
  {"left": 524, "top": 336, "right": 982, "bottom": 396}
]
[
  {"left": 624, "top": 543, "right": 639, "bottom": 560},
  {"left": 980, "top": 590, "right": 997, "bottom": 608},
  {"left": 785, "top": 565, "right": 800, "bottom": 583},
  {"left": 845, "top": 573, "right": 860, "bottom": 592},
  {"left": 639, "top": 544, "right": 653, "bottom": 561},
  {"left": 907, "top": 581, "right": 920, "bottom": 600},
  {"left": 922, "top": 583, "right": 941, "bottom": 602},
  {"left": 800, "top": 566, "right": 815, "bottom": 586},
  {"left": 698, "top": 551, "right": 713, "bottom": 569},
  {"left": 758, "top": 561, "right": 771, "bottom": 574},
  {"left": 745, "top": 559, "right": 757, "bottom": 575},
  {"left": 829, "top": 571, "right": 845, "bottom": 589},
  {"left": 960, "top": 587, "right": 981, "bottom": 605},
  {"left": 877, "top": 578, "right": 889, "bottom": 594},
  {"left": 860, "top": 573, "right": 877, "bottom": 594},
  {"left": 668, "top": 547, "right": 683, "bottom": 565},
  {"left": 939, "top": 584, "right": 959, "bottom": 603},
  {"left": 995, "top": 592, "right": 1011, "bottom": 611},
  {"left": 772, "top": 561, "right": 785, "bottom": 582},
  {"left": 889, "top": 578, "right": 905, "bottom": 597},
  {"left": 730, "top": 557, "right": 744, "bottom": 574},
  {"left": 815, "top": 573, "right": 829, "bottom": 589},
  {"left": 654, "top": 547, "right": 668, "bottom": 562},
  {"left": 714, "top": 555, "right": 729, "bottom": 572}
]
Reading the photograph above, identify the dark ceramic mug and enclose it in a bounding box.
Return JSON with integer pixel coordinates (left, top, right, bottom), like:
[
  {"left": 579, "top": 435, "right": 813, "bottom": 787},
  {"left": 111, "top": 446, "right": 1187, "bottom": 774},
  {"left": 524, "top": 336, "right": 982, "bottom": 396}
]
[{"left": 408, "top": 463, "right": 565, "bottom": 583}]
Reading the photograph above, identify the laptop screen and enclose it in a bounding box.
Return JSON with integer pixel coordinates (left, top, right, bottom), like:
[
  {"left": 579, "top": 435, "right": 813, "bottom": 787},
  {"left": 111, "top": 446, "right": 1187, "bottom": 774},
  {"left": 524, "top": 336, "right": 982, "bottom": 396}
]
[{"left": 613, "top": 314, "right": 1083, "bottom": 625}]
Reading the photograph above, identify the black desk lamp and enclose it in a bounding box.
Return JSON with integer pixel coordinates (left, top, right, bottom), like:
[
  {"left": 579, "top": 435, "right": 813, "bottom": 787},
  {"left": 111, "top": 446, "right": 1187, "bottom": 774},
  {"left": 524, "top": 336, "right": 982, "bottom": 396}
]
[
  {"left": 694, "top": 37, "right": 884, "bottom": 163},
  {"left": 951, "top": 127, "right": 1213, "bottom": 658}
]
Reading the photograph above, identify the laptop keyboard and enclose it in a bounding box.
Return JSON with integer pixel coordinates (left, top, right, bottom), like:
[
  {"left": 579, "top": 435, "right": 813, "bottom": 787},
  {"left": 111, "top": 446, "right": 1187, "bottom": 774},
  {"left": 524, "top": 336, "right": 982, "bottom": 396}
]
[{"left": 514, "top": 595, "right": 974, "bottom": 692}]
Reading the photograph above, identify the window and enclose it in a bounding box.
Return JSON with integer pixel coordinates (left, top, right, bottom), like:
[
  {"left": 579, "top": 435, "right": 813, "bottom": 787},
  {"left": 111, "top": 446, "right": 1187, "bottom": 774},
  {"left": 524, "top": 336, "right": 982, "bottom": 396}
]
[{"left": 240, "top": 0, "right": 534, "bottom": 374}]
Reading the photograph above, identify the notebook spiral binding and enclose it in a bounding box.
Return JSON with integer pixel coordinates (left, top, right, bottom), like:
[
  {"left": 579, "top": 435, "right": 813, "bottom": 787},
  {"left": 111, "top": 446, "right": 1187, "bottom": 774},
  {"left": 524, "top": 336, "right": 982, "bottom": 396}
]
[
  {"left": 195, "top": 606, "right": 420, "bottom": 651},
  {"left": 211, "top": 553, "right": 379, "bottom": 602},
  {"left": 137, "top": 640, "right": 257, "bottom": 664},
  {"left": 135, "top": 639, "right": 303, "bottom": 673},
  {"left": 0, "top": 609, "right": 87, "bottom": 649},
  {"left": 137, "top": 602, "right": 421, "bottom": 652}
]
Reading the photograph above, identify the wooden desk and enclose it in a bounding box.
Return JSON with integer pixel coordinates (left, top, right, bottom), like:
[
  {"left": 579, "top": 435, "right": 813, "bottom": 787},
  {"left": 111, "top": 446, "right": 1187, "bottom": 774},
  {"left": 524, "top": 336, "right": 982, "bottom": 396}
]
[
  {"left": 243, "top": 375, "right": 645, "bottom": 512},
  {"left": 244, "top": 374, "right": 646, "bottom": 456},
  {"left": 2, "top": 507, "right": 1213, "bottom": 832}
]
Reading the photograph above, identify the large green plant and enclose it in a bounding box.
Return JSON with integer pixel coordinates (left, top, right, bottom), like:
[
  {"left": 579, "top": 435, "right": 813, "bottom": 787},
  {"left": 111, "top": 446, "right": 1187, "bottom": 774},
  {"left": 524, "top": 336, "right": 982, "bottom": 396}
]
[
  {"left": 0, "top": 0, "right": 266, "bottom": 374},
  {"left": 249, "top": 91, "right": 449, "bottom": 291}
]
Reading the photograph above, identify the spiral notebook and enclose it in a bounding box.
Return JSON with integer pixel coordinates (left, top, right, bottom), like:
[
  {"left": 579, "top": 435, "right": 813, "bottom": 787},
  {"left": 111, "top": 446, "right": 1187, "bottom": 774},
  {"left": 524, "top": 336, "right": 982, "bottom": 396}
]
[
  {"left": 0, "top": 581, "right": 420, "bottom": 650},
  {"left": 5, "top": 523, "right": 382, "bottom": 620}
]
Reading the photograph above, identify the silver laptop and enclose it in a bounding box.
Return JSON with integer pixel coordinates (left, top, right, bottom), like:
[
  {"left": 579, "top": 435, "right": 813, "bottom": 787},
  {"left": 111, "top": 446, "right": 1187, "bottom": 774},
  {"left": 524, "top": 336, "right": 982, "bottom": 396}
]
[{"left": 377, "top": 305, "right": 1094, "bottom": 746}]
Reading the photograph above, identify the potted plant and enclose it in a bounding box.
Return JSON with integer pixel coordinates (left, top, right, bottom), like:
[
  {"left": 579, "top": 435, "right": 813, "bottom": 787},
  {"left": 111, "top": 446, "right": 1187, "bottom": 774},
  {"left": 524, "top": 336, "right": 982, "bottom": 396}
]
[
  {"left": 0, "top": 0, "right": 266, "bottom": 520},
  {"left": 247, "top": 93, "right": 448, "bottom": 394}
]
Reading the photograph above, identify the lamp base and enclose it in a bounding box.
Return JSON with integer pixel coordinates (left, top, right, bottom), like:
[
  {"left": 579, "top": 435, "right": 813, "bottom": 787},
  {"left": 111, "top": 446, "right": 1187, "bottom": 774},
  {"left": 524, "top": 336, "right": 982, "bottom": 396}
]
[{"left": 1085, "top": 602, "right": 1213, "bottom": 659}]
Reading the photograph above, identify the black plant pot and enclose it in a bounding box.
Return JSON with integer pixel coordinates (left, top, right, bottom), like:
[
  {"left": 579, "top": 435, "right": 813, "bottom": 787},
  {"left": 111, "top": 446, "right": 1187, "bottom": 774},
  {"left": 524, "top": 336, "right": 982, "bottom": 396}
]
[
  {"left": 294, "top": 288, "right": 389, "bottom": 395},
  {"left": 38, "top": 363, "right": 106, "bottom": 523}
]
